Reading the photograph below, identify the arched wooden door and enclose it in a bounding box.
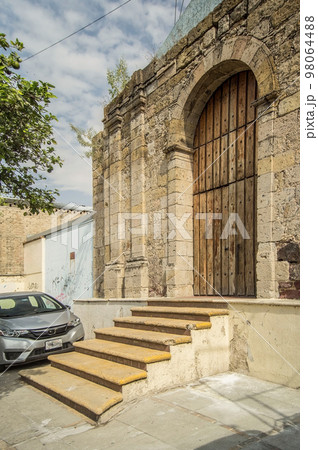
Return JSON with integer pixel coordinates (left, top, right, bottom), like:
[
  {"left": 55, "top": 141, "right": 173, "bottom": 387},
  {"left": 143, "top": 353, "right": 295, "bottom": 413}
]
[{"left": 193, "top": 70, "right": 257, "bottom": 296}]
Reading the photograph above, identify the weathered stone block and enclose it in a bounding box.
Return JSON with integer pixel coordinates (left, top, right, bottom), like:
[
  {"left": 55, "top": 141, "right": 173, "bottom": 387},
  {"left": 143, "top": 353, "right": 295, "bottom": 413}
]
[
  {"left": 276, "top": 261, "right": 290, "bottom": 281},
  {"left": 271, "top": 0, "right": 299, "bottom": 28},
  {"left": 273, "top": 150, "right": 295, "bottom": 173},
  {"left": 278, "top": 92, "right": 300, "bottom": 116},
  {"left": 217, "top": 15, "right": 230, "bottom": 36},
  {"left": 289, "top": 263, "right": 300, "bottom": 281},
  {"left": 230, "top": 0, "right": 247, "bottom": 25},
  {"left": 277, "top": 242, "right": 300, "bottom": 263}
]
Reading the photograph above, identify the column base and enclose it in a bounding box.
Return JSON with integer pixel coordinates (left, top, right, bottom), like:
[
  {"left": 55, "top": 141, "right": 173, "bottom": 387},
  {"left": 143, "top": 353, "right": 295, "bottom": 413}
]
[
  {"left": 104, "top": 262, "right": 125, "bottom": 298},
  {"left": 124, "top": 258, "right": 149, "bottom": 298}
]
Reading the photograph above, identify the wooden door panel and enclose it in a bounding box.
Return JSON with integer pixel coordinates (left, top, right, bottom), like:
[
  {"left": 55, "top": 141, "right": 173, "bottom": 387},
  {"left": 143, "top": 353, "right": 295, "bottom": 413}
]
[
  {"left": 193, "top": 70, "right": 257, "bottom": 296},
  {"left": 206, "top": 190, "right": 214, "bottom": 295},
  {"left": 193, "top": 194, "right": 200, "bottom": 295},
  {"left": 221, "top": 186, "right": 229, "bottom": 295},
  {"left": 199, "top": 192, "right": 207, "bottom": 295}
]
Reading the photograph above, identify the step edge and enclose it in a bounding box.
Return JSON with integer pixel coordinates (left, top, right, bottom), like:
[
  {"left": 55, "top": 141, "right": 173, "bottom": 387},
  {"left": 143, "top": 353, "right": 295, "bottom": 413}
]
[
  {"left": 20, "top": 370, "right": 123, "bottom": 417},
  {"left": 73, "top": 341, "right": 171, "bottom": 364},
  {"left": 94, "top": 329, "right": 192, "bottom": 345},
  {"left": 48, "top": 355, "right": 147, "bottom": 386}
]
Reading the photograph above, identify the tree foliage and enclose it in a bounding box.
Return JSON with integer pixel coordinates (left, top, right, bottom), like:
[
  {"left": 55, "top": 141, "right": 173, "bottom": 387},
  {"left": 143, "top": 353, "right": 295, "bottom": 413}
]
[
  {"left": 70, "top": 59, "right": 130, "bottom": 155},
  {"left": 106, "top": 58, "right": 130, "bottom": 101},
  {"left": 0, "top": 33, "right": 62, "bottom": 214},
  {"left": 69, "top": 124, "right": 96, "bottom": 158}
]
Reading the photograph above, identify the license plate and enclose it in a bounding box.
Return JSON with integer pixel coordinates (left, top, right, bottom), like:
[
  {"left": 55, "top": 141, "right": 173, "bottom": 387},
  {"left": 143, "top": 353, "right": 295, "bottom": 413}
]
[{"left": 45, "top": 339, "right": 63, "bottom": 351}]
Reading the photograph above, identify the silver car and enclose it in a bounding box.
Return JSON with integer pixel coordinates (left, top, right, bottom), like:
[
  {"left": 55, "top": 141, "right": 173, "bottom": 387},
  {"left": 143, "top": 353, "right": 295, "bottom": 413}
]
[{"left": 0, "top": 291, "right": 84, "bottom": 371}]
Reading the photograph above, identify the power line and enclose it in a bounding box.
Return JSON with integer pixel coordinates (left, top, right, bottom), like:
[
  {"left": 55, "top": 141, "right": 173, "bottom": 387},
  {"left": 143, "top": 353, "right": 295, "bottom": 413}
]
[
  {"left": 179, "top": 0, "right": 185, "bottom": 18},
  {"left": 174, "top": 0, "right": 178, "bottom": 25},
  {"left": 22, "top": 0, "right": 133, "bottom": 63}
]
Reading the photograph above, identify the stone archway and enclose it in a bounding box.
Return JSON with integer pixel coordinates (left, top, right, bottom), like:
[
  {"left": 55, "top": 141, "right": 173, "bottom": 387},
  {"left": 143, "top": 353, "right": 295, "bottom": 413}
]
[{"left": 164, "top": 36, "right": 279, "bottom": 298}]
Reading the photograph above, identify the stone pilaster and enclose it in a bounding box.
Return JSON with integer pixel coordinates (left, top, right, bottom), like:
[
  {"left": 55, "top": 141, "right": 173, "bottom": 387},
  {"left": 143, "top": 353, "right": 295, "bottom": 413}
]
[
  {"left": 254, "top": 96, "right": 279, "bottom": 299},
  {"left": 165, "top": 143, "right": 194, "bottom": 297},
  {"left": 103, "top": 109, "right": 125, "bottom": 298},
  {"left": 124, "top": 91, "right": 149, "bottom": 298}
]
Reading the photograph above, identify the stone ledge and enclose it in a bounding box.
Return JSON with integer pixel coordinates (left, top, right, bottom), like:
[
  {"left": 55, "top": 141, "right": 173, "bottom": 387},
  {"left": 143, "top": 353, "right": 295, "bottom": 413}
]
[{"left": 74, "top": 297, "right": 300, "bottom": 308}]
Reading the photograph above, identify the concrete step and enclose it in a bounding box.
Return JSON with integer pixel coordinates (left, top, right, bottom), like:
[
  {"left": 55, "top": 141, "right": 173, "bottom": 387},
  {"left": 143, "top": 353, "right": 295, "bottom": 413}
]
[
  {"left": 94, "top": 327, "right": 192, "bottom": 351},
  {"left": 113, "top": 316, "right": 212, "bottom": 335},
  {"left": 20, "top": 365, "right": 123, "bottom": 422},
  {"left": 74, "top": 339, "right": 171, "bottom": 370},
  {"left": 49, "top": 351, "right": 147, "bottom": 391},
  {"left": 131, "top": 306, "right": 229, "bottom": 322},
  {"left": 147, "top": 298, "right": 229, "bottom": 309}
]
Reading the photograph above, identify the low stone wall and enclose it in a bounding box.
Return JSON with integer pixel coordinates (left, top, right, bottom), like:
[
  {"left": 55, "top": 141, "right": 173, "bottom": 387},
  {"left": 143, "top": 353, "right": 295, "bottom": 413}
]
[
  {"left": 73, "top": 298, "right": 147, "bottom": 339},
  {"left": 227, "top": 299, "right": 300, "bottom": 388}
]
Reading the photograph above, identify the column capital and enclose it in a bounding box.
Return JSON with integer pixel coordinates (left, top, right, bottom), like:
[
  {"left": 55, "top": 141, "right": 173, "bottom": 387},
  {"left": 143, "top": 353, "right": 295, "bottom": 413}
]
[{"left": 164, "top": 142, "right": 193, "bottom": 156}]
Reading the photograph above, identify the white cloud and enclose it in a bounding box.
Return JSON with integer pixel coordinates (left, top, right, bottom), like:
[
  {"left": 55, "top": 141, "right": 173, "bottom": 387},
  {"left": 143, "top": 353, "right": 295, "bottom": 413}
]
[{"left": 1, "top": 0, "right": 192, "bottom": 205}]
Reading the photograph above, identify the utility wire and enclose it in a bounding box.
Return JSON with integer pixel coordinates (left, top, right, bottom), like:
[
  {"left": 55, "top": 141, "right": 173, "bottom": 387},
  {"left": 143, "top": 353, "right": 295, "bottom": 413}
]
[
  {"left": 179, "top": 0, "right": 185, "bottom": 18},
  {"left": 22, "top": 0, "right": 133, "bottom": 63},
  {"left": 174, "top": 0, "right": 178, "bottom": 25}
]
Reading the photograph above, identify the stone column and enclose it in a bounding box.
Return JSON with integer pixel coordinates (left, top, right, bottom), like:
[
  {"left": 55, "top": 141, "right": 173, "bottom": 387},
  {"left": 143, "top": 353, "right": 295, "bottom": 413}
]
[
  {"left": 124, "top": 92, "right": 149, "bottom": 298},
  {"left": 92, "top": 132, "right": 105, "bottom": 298},
  {"left": 165, "top": 143, "right": 194, "bottom": 297},
  {"left": 103, "top": 109, "right": 125, "bottom": 298},
  {"left": 254, "top": 94, "right": 279, "bottom": 299}
]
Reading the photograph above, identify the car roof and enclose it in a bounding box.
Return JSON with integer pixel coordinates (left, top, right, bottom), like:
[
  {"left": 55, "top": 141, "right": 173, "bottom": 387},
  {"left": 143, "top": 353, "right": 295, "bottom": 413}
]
[{"left": 0, "top": 291, "right": 46, "bottom": 298}]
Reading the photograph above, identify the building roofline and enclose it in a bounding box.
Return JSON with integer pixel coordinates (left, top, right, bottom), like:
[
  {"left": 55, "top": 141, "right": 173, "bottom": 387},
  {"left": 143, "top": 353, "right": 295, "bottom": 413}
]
[
  {"left": 24, "top": 213, "right": 94, "bottom": 244},
  {"left": 1, "top": 196, "right": 93, "bottom": 212}
]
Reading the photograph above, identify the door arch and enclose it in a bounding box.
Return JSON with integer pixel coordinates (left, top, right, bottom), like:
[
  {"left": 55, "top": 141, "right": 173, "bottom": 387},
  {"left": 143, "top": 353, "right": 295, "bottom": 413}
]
[{"left": 193, "top": 70, "right": 257, "bottom": 296}]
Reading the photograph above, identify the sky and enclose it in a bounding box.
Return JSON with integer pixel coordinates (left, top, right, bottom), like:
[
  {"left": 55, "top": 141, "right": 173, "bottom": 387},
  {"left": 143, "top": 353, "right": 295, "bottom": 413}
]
[{"left": 0, "top": 0, "right": 191, "bottom": 207}]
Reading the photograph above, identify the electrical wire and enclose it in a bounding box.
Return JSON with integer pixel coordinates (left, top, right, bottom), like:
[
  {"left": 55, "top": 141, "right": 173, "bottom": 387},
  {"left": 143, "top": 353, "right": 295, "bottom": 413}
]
[
  {"left": 22, "top": 0, "right": 133, "bottom": 63},
  {"left": 174, "top": 0, "right": 178, "bottom": 25},
  {"left": 179, "top": 0, "right": 185, "bottom": 18}
]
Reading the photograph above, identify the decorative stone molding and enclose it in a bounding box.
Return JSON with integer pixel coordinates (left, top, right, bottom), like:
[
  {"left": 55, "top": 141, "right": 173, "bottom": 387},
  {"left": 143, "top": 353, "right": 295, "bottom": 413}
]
[
  {"left": 129, "top": 90, "right": 147, "bottom": 117},
  {"left": 164, "top": 143, "right": 193, "bottom": 156},
  {"left": 104, "top": 109, "right": 123, "bottom": 134}
]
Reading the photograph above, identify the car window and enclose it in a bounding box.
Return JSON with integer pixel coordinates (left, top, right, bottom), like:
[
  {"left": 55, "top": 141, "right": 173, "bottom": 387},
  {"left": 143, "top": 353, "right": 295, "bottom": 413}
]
[
  {"left": 0, "top": 298, "right": 15, "bottom": 310},
  {"left": 40, "top": 295, "right": 63, "bottom": 310},
  {"left": 0, "top": 294, "right": 64, "bottom": 317},
  {"left": 29, "top": 296, "right": 39, "bottom": 307}
]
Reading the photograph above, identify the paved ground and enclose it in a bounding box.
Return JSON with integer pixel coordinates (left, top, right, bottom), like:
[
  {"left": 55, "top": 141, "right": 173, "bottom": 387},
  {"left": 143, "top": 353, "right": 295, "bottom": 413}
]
[{"left": 0, "top": 362, "right": 299, "bottom": 449}]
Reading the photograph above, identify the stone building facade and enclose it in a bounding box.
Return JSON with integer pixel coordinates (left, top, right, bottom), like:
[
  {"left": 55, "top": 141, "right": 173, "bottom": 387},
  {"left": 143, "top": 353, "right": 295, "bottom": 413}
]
[{"left": 93, "top": 0, "right": 300, "bottom": 301}]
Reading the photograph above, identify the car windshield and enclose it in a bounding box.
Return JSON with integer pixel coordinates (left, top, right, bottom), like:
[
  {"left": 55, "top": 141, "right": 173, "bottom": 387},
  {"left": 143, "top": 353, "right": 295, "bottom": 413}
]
[{"left": 0, "top": 294, "right": 65, "bottom": 318}]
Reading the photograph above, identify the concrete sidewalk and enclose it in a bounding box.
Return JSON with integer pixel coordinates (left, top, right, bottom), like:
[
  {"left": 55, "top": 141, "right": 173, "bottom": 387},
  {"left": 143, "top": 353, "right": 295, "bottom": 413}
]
[{"left": 0, "top": 363, "right": 299, "bottom": 449}]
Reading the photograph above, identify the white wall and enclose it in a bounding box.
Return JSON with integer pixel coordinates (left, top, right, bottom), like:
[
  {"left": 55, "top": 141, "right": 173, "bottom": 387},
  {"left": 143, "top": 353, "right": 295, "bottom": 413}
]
[{"left": 44, "top": 220, "right": 93, "bottom": 306}]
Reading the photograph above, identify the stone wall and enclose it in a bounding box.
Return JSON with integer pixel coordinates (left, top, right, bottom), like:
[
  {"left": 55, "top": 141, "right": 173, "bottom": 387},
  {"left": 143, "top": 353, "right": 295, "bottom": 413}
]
[{"left": 93, "top": 0, "right": 299, "bottom": 300}]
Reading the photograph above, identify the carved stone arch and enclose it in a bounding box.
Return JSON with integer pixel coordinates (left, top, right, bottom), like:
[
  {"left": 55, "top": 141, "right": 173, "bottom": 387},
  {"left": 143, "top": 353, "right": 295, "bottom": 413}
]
[{"left": 167, "top": 36, "right": 279, "bottom": 149}]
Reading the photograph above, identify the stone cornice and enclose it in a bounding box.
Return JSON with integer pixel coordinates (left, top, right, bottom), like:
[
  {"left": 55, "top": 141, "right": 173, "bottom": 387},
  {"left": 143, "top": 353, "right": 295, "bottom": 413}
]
[
  {"left": 164, "top": 142, "right": 193, "bottom": 156},
  {"left": 128, "top": 90, "right": 147, "bottom": 116},
  {"left": 103, "top": 109, "right": 123, "bottom": 134}
]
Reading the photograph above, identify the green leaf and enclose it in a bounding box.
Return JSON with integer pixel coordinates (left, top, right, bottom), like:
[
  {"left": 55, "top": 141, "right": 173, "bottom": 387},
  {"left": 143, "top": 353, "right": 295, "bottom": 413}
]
[{"left": 0, "top": 33, "right": 62, "bottom": 214}]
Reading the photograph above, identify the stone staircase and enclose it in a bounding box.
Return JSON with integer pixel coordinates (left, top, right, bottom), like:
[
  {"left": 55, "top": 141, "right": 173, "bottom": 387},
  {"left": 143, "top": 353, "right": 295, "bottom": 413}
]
[{"left": 20, "top": 299, "right": 230, "bottom": 422}]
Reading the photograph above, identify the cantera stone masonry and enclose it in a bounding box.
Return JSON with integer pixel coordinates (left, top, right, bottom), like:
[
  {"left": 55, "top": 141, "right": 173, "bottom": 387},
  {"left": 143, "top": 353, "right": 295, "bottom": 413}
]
[{"left": 93, "top": 0, "right": 300, "bottom": 300}]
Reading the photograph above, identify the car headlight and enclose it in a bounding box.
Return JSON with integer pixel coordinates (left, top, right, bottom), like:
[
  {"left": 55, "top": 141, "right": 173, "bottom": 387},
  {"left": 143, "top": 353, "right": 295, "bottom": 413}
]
[
  {"left": 67, "top": 318, "right": 81, "bottom": 328},
  {"left": 0, "top": 328, "right": 29, "bottom": 337}
]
